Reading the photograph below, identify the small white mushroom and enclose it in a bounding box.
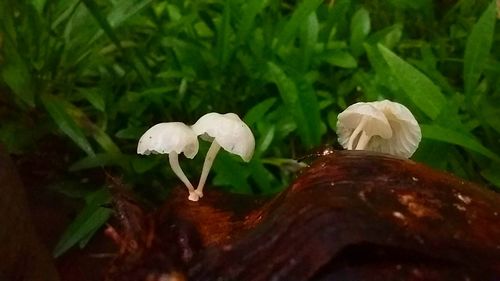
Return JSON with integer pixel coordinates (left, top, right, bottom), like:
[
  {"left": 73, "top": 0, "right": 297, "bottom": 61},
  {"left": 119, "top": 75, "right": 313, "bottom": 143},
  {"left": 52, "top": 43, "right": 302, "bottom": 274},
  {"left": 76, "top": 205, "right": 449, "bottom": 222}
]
[
  {"left": 192, "top": 112, "right": 255, "bottom": 198},
  {"left": 137, "top": 122, "right": 200, "bottom": 201},
  {"left": 336, "top": 100, "right": 421, "bottom": 158},
  {"left": 371, "top": 100, "right": 421, "bottom": 158},
  {"left": 337, "top": 102, "right": 392, "bottom": 150}
]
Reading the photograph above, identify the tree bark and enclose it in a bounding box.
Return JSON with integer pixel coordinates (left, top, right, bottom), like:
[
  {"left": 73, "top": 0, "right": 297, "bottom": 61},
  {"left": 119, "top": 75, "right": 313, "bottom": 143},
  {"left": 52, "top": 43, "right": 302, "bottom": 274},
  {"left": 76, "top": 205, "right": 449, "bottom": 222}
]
[{"left": 104, "top": 150, "right": 500, "bottom": 281}]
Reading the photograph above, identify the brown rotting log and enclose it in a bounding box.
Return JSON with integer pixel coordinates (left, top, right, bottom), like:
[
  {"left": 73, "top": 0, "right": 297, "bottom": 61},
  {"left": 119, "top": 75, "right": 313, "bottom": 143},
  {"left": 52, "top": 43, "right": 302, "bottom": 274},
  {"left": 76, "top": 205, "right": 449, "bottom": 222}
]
[{"left": 105, "top": 150, "right": 500, "bottom": 281}]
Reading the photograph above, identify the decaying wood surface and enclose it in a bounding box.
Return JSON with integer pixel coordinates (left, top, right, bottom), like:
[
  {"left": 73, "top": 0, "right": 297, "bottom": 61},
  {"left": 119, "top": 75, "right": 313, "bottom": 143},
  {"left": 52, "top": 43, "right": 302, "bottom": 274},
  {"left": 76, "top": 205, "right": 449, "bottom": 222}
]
[
  {"left": 105, "top": 151, "right": 500, "bottom": 281},
  {"left": 0, "top": 145, "right": 60, "bottom": 281}
]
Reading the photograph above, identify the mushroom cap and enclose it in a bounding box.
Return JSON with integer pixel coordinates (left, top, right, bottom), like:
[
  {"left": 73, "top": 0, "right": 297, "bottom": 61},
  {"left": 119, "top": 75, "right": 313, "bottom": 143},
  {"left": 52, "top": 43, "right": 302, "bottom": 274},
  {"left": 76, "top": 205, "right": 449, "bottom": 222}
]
[
  {"left": 192, "top": 112, "right": 255, "bottom": 162},
  {"left": 370, "top": 100, "right": 421, "bottom": 158},
  {"left": 137, "top": 122, "right": 199, "bottom": 159},
  {"left": 336, "top": 102, "right": 393, "bottom": 148},
  {"left": 336, "top": 100, "right": 421, "bottom": 158}
]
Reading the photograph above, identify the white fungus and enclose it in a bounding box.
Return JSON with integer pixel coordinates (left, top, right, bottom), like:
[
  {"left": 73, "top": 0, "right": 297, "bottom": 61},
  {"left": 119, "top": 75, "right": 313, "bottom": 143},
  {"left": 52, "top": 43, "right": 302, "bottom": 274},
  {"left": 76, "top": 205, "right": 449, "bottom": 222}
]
[
  {"left": 191, "top": 112, "right": 255, "bottom": 198},
  {"left": 137, "top": 122, "right": 200, "bottom": 201},
  {"left": 337, "top": 100, "right": 421, "bottom": 158}
]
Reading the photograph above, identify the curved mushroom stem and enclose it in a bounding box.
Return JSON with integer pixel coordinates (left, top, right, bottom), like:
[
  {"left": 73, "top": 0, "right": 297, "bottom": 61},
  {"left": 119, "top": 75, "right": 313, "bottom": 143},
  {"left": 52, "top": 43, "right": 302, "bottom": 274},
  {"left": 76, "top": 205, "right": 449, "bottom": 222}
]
[
  {"left": 168, "top": 152, "right": 199, "bottom": 201},
  {"left": 355, "top": 131, "right": 372, "bottom": 150},
  {"left": 195, "top": 141, "right": 221, "bottom": 198},
  {"left": 347, "top": 116, "right": 369, "bottom": 150}
]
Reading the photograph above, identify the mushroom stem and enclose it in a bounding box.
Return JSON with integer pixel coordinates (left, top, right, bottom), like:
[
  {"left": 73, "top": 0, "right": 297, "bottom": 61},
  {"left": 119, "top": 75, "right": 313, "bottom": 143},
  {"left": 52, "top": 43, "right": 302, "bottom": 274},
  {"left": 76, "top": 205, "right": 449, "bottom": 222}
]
[
  {"left": 347, "top": 116, "right": 368, "bottom": 150},
  {"left": 168, "top": 152, "right": 199, "bottom": 201},
  {"left": 195, "top": 141, "right": 221, "bottom": 198},
  {"left": 355, "top": 131, "right": 372, "bottom": 150}
]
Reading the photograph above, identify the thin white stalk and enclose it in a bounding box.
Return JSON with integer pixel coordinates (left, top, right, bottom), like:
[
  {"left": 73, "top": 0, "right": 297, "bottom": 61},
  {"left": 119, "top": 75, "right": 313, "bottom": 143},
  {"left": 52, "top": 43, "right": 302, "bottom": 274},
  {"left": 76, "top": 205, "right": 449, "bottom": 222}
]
[
  {"left": 168, "top": 152, "right": 199, "bottom": 201},
  {"left": 347, "top": 116, "right": 367, "bottom": 150},
  {"left": 195, "top": 141, "right": 221, "bottom": 198},
  {"left": 355, "top": 131, "right": 372, "bottom": 150}
]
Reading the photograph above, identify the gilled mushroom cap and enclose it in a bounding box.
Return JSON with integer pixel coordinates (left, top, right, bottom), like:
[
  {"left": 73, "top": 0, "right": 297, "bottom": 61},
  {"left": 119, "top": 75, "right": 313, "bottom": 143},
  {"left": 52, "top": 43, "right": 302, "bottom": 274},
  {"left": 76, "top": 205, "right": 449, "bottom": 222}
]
[
  {"left": 370, "top": 100, "right": 421, "bottom": 158},
  {"left": 337, "top": 102, "right": 393, "bottom": 148},
  {"left": 192, "top": 112, "right": 255, "bottom": 162},
  {"left": 137, "top": 122, "right": 199, "bottom": 159}
]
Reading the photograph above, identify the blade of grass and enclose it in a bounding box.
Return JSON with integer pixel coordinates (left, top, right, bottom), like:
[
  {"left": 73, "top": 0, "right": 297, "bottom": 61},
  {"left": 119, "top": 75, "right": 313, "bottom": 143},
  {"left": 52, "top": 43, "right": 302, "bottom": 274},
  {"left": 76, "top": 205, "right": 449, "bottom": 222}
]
[
  {"left": 216, "top": 0, "right": 232, "bottom": 67},
  {"left": 244, "top": 98, "right": 277, "bottom": 126},
  {"left": 53, "top": 188, "right": 111, "bottom": 257},
  {"left": 81, "top": 0, "right": 151, "bottom": 83},
  {"left": 299, "top": 12, "right": 319, "bottom": 71},
  {"left": 463, "top": 1, "right": 496, "bottom": 105},
  {"left": 378, "top": 44, "right": 446, "bottom": 119},
  {"left": 236, "top": 0, "right": 268, "bottom": 42},
  {"left": 266, "top": 62, "right": 321, "bottom": 148},
  {"left": 421, "top": 124, "right": 500, "bottom": 161},
  {"left": 41, "top": 94, "right": 95, "bottom": 156},
  {"left": 276, "top": 0, "right": 323, "bottom": 49},
  {"left": 350, "top": 7, "right": 370, "bottom": 57}
]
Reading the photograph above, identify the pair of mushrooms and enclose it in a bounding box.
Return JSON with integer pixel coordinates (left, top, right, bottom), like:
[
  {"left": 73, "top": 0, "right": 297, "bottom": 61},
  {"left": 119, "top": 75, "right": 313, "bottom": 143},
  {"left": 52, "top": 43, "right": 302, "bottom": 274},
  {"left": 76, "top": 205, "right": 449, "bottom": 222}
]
[
  {"left": 336, "top": 100, "right": 421, "bottom": 158},
  {"left": 137, "top": 113, "right": 255, "bottom": 202},
  {"left": 137, "top": 100, "right": 420, "bottom": 202}
]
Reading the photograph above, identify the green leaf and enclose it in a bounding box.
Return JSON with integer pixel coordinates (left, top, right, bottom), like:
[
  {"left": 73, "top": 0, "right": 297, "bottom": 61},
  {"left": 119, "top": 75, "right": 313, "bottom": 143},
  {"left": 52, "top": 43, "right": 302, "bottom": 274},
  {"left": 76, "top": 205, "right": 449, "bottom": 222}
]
[
  {"left": 41, "top": 95, "right": 94, "bottom": 156},
  {"left": 378, "top": 44, "right": 446, "bottom": 119},
  {"left": 350, "top": 7, "right": 370, "bottom": 56},
  {"left": 266, "top": 62, "right": 321, "bottom": 148},
  {"left": 421, "top": 124, "right": 500, "bottom": 161},
  {"left": 299, "top": 12, "right": 319, "bottom": 71},
  {"left": 463, "top": 1, "right": 496, "bottom": 101},
  {"left": 249, "top": 159, "right": 279, "bottom": 193},
  {"left": 32, "top": 0, "right": 46, "bottom": 14},
  {"left": 107, "top": 0, "right": 153, "bottom": 27},
  {"left": 93, "top": 128, "right": 121, "bottom": 154},
  {"left": 79, "top": 88, "right": 105, "bottom": 111},
  {"left": 256, "top": 125, "right": 275, "bottom": 155},
  {"left": 1, "top": 39, "right": 34, "bottom": 106},
  {"left": 244, "top": 98, "right": 277, "bottom": 126},
  {"left": 236, "top": 0, "right": 268, "bottom": 42},
  {"left": 213, "top": 153, "right": 251, "bottom": 193},
  {"left": 481, "top": 167, "right": 500, "bottom": 189},
  {"left": 323, "top": 50, "right": 357, "bottom": 68},
  {"left": 367, "top": 23, "right": 403, "bottom": 49},
  {"left": 53, "top": 189, "right": 111, "bottom": 257},
  {"left": 70, "top": 153, "right": 127, "bottom": 171},
  {"left": 131, "top": 157, "right": 159, "bottom": 174},
  {"left": 276, "top": 0, "right": 323, "bottom": 48},
  {"left": 81, "top": 0, "right": 151, "bottom": 82},
  {"left": 216, "top": 0, "right": 232, "bottom": 67}
]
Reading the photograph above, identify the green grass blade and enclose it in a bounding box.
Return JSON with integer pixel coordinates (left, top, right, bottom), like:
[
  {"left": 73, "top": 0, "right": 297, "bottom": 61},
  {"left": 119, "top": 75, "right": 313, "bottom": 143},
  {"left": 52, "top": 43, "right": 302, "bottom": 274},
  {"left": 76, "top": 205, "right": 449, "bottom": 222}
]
[
  {"left": 0, "top": 4, "right": 34, "bottom": 107},
  {"left": 378, "top": 44, "right": 446, "bottom": 119},
  {"left": 70, "top": 154, "right": 127, "bottom": 171},
  {"left": 463, "top": 1, "right": 496, "bottom": 101},
  {"left": 350, "top": 7, "right": 370, "bottom": 57},
  {"left": 276, "top": 0, "right": 323, "bottom": 49},
  {"left": 236, "top": 0, "right": 267, "bottom": 42},
  {"left": 244, "top": 98, "right": 277, "bottom": 126},
  {"left": 107, "top": 0, "right": 153, "bottom": 27},
  {"left": 53, "top": 188, "right": 111, "bottom": 257},
  {"left": 266, "top": 62, "right": 321, "bottom": 148},
  {"left": 421, "top": 124, "right": 500, "bottom": 161},
  {"left": 81, "top": 0, "right": 151, "bottom": 82},
  {"left": 324, "top": 50, "right": 357, "bottom": 68},
  {"left": 299, "top": 12, "right": 319, "bottom": 71},
  {"left": 216, "top": 0, "right": 232, "bottom": 67},
  {"left": 41, "top": 95, "right": 95, "bottom": 156}
]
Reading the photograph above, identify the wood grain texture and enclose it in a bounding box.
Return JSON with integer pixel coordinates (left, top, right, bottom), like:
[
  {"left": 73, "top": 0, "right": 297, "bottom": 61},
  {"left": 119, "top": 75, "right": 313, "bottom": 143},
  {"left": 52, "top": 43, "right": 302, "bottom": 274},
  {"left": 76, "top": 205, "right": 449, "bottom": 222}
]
[{"left": 105, "top": 150, "right": 500, "bottom": 281}]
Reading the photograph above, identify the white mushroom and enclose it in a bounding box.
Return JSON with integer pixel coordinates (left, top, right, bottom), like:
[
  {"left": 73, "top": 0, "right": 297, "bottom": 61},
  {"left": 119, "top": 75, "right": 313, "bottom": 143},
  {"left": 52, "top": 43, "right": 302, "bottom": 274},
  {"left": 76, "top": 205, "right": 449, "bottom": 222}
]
[
  {"left": 137, "top": 122, "right": 200, "bottom": 201},
  {"left": 371, "top": 100, "right": 421, "bottom": 158},
  {"left": 336, "top": 100, "right": 421, "bottom": 158},
  {"left": 337, "top": 102, "right": 392, "bottom": 150},
  {"left": 191, "top": 112, "right": 255, "bottom": 198}
]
